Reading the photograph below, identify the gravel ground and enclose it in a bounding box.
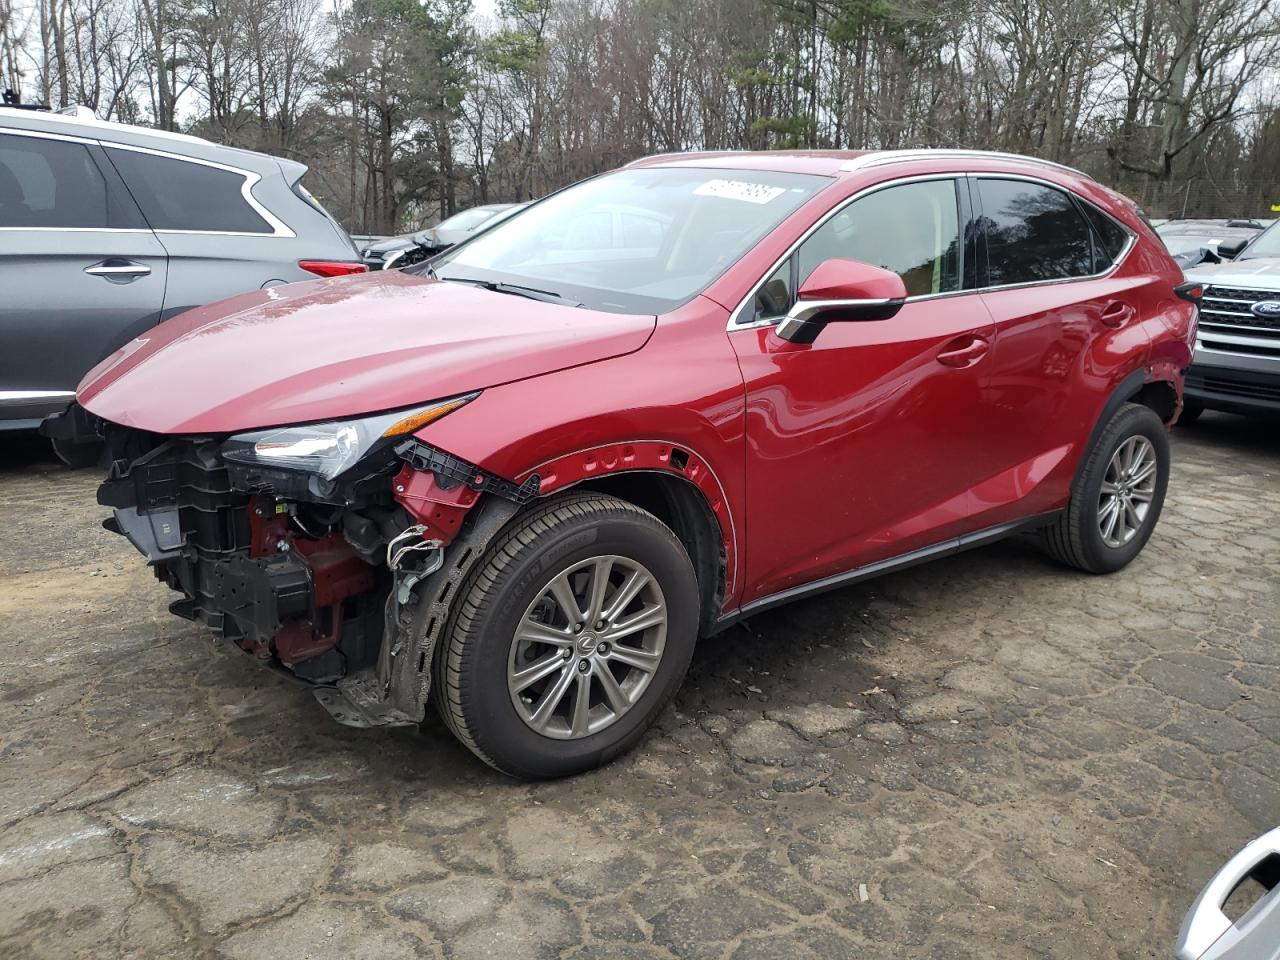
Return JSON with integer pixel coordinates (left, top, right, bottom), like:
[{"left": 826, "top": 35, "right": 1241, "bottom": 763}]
[{"left": 0, "top": 415, "right": 1276, "bottom": 960}]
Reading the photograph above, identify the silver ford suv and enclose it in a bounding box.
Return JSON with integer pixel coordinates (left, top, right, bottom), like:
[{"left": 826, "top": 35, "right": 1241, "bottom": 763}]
[
  {"left": 1180, "top": 221, "right": 1280, "bottom": 422},
  {"left": 0, "top": 106, "right": 364, "bottom": 464}
]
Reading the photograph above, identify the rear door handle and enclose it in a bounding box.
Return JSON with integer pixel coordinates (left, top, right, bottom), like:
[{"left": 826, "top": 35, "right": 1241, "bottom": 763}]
[
  {"left": 936, "top": 334, "right": 990, "bottom": 368},
  {"left": 85, "top": 259, "right": 151, "bottom": 281},
  {"left": 1100, "top": 300, "right": 1135, "bottom": 328}
]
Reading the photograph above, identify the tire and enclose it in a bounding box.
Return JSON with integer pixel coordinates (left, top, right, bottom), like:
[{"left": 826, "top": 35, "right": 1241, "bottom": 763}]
[
  {"left": 50, "top": 437, "right": 103, "bottom": 469},
  {"left": 433, "top": 493, "right": 699, "bottom": 779},
  {"left": 1176, "top": 399, "right": 1204, "bottom": 425},
  {"left": 1042, "top": 402, "right": 1170, "bottom": 574}
]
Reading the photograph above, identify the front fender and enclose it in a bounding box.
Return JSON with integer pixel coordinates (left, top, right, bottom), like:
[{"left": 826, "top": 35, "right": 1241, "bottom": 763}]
[{"left": 416, "top": 302, "right": 748, "bottom": 608}]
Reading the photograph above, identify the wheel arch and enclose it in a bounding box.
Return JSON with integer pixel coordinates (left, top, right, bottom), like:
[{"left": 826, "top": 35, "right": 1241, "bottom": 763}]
[
  {"left": 1073, "top": 367, "right": 1178, "bottom": 488},
  {"left": 516, "top": 441, "right": 737, "bottom": 635},
  {"left": 1130, "top": 377, "right": 1179, "bottom": 424}
]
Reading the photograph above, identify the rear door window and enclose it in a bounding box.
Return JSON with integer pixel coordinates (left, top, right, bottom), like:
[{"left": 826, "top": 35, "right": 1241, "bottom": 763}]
[
  {"left": 0, "top": 133, "right": 115, "bottom": 228},
  {"left": 106, "top": 147, "right": 273, "bottom": 234},
  {"left": 977, "top": 178, "right": 1095, "bottom": 285}
]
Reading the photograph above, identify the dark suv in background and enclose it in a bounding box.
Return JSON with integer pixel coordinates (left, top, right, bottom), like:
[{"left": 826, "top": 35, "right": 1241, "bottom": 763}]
[{"left": 0, "top": 107, "right": 365, "bottom": 464}]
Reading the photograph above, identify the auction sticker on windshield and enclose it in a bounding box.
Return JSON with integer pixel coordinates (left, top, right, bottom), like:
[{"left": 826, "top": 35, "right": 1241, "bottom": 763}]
[{"left": 693, "top": 178, "right": 787, "bottom": 204}]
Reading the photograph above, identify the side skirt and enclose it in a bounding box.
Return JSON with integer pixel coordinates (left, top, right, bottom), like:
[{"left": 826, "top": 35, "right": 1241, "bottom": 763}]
[{"left": 710, "top": 510, "right": 1062, "bottom": 634}]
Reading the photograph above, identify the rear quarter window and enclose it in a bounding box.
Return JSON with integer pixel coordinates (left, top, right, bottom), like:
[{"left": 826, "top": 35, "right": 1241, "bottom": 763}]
[
  {"left": 1079, "top": 202, "right": 1132, "bottom": 271},
  {"left": 106, "top": 147, "right": 274, "bottom": 234}
]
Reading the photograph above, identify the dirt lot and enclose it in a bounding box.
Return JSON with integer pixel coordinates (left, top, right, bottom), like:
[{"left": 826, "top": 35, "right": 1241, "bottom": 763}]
[{"left": 0, "top": 416, "right": 1276, "bottom": 960}]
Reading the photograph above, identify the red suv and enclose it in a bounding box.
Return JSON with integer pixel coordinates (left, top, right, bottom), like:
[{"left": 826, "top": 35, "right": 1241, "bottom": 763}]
[{"left": 64, "top": 150, "right": 1197, "bottom": 778}]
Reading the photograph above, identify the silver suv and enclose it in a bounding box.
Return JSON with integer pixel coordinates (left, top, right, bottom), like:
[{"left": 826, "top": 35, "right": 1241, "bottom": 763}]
[
  {"left": 1181, "top": 221, "right": 1280, "bottom": 421},
  {"left": 0, "top": 107, "right": 363, "bottom": 464}
]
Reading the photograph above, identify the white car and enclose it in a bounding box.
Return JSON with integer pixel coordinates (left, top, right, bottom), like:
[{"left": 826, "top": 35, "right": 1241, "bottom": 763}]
[
  {"left": 1176, "top": 827, "right": 1280, "bottom": 959},
  {"left": 1179, "top": 221, "right": 1280, "bottom": 422}
]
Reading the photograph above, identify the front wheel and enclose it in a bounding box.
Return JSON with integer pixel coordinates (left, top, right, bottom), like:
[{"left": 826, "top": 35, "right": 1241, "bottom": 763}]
[
  {"left": 433, "top": 493, "right": 699, "bottom": 779},
  {"left": 1042, "top": 402, "right": 1170, "bottom": 574}
]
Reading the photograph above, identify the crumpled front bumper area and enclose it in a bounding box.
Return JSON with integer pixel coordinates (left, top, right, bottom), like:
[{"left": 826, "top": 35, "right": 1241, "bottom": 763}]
[
  {"left": 94, "top": 423, "right": 540, "bottom": 729},
  {"left": 98, "top": 438, "right": 386, "bottom": 684}
]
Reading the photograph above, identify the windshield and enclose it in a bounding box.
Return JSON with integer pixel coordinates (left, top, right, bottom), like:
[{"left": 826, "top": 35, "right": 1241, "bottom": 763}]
[
  {"left": 438, "top": 207, "right": 503, "bottom": 232},
  {"left": 428, "top": 168, "right": 831, "bottom": 313},
  {"left": 1240, "top": 222, "right": 1280, "bottom": 260}
]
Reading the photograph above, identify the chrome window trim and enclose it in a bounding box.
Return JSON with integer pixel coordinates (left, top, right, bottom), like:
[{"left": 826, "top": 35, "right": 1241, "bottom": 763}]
[
  {"left": 1, "top": 127, "right": 296, "bottom": 238},
  {"left": 727, "top": 173, "right": 968, "bottom": 331},
  {"left": 0, "top": 126, "right": 95, "bottom": 146},
  {"left": 727, "top": 170, "right": 1137, "bottom": 332},
  {"left": 102, "top": 141, "right": 295, "bottom": 239},
  {"left": 0, "top": 109, "right": 216, "bottom": 149},
  {"left": 0, "top": 226, "right": 152, "bottom": 234}
]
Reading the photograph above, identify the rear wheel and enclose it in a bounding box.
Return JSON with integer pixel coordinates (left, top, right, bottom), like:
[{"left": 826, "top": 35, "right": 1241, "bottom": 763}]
[
  {"left": 1042, "top": 403, "right": 1170, "bottom": 574},
  {"left": 433, "top": 493, "right": 699, "bottom": 779}
]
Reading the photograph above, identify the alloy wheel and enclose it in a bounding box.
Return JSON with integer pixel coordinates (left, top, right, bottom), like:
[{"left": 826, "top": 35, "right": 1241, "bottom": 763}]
[
  {"left": 507, "top": 555, "right": 667, "bottom": 740},
  {"left": 1098, "top": 435, "right": 1158, "bottom": 548}
]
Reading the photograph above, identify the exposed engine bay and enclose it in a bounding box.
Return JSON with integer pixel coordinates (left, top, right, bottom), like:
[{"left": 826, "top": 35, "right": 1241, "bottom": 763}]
[{"left": 79, "top": 412, "right": 539, "bottom": 728}]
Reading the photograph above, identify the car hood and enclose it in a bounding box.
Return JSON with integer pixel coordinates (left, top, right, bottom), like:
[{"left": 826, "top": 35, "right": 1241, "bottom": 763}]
[
  {"left": 1184, "top": 256, "right": 1280, "bottom": 289},
  {"left": 363, "top": 233, "right": 418, "bottom": 256},
  {"left": 79, "top": 270, "right": 656, "bottom": 434}
]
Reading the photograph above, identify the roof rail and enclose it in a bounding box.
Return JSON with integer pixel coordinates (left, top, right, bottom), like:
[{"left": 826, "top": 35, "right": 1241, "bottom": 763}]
[
  {"left": 0, "top": 107, "right": 213, "bottom": 148},
  {"left": 840, "top": 149, "right": 1091, "bottom": 180}
]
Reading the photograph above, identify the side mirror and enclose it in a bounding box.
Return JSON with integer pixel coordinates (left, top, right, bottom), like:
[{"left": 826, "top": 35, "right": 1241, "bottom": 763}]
[
  {"left": 1216, "top": 238, "right": 1248, "bottom": 260},
  {"left": 775, "top": 259, "right": 908, "bottom": 345}
]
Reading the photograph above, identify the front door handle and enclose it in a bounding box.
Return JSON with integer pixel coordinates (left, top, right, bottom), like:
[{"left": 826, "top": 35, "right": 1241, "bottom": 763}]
[
  {"left": 85, "top": 259, "right": 151, "bottom": 281},
  {"left": 936, "top": 334, "right": 990, "bottom": 368},
  {"left": 1100, "top": 300, "right": 1135, "bottom": 328}
]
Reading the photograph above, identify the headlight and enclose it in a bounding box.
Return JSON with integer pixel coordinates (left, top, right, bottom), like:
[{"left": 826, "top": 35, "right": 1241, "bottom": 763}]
[{"left": 221, "top": 393, "right": 476, "bottom": 480}]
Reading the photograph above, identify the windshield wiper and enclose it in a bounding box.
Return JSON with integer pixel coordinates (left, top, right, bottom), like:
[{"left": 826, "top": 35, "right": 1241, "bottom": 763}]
[{"left": 435, "top": 274, "right": 582, "bottom": 307}]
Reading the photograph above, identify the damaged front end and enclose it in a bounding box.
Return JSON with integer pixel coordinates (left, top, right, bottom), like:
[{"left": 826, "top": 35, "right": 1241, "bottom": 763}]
[{"left": 70, "top": 398, "right": 538, "bottom": 729}]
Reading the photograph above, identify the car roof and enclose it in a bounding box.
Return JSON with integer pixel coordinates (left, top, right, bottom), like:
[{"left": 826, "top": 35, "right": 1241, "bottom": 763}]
[
  {"left": 625, "top": 148, "right": 1092, "bottom": 181},
  {"left": 0, "top": 106, "right": 300, "bottom": 176}
]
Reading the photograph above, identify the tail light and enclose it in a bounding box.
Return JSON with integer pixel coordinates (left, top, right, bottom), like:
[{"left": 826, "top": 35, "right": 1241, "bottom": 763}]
[
  {"left": 299, "top": 260, "right": 368, "bottom": 278},
  {"left": 1174, "top": 281, "right": 1204, "bottom": 303}
]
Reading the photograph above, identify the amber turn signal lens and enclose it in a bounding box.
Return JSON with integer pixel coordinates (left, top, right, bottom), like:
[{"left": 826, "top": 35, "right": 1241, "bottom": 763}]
[{"left": 381, "top": 396, "right": 474, "bottom": 437}]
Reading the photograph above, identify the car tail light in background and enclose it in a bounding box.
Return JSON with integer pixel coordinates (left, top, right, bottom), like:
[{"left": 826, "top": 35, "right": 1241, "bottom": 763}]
[
  {"left": 1175, "top": 281, "right": 1204, "bottom": 303},
  {"left": 299, "top": 260, "right": 369, "bottom": 278}
]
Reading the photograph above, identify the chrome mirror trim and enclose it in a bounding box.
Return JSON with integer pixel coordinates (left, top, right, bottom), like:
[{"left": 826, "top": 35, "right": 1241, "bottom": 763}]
[{"left": 775, "top": 297, "right": 903, "bottom": 343}]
